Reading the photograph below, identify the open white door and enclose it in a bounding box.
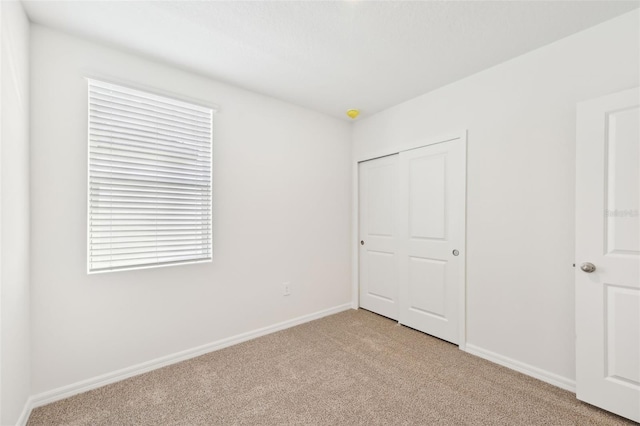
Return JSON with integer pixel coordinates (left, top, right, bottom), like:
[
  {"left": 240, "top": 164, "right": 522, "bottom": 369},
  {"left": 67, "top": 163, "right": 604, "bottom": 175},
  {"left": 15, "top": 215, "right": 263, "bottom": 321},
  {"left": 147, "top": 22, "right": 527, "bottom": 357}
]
[
  {"left": 397, "top": 140, "right": 466, "bottom": 344},
  {"left": 575, "top": 87, "right": 640, "bottom": 422},
  {"left": 358, "top": 155, "right": 399, "bottom": 320}
]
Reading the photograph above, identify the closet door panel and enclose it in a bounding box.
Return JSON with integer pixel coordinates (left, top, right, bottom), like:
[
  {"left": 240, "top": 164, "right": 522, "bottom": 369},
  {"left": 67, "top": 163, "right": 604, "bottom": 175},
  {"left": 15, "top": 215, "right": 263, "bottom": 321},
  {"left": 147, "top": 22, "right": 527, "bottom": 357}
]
[
  {"left": 358, "top": 154, "right": 399, "bottom": 320},
  {"left": 398, "top": 140, "right": 465, "bottom": 344}
]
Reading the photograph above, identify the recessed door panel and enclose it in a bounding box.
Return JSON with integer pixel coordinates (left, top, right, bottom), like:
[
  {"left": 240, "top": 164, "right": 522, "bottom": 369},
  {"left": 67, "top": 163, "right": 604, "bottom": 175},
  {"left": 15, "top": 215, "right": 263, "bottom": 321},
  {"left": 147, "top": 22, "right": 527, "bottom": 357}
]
[
  {"left": 408, "top": 257, "right": 447, "bottom": 318},
  {"left": 368, "top": 164, "right": 396, "bottom": 237},
  {"left": 606, "top": 107, "right": 639, "bottom": 255},
  {"left": 368, "top": 250, "right": 396, "bottom": 301},
  {"left": 605, "top": 285, "right": 640, "bottom": 387},
  {"left": 409, "top": 155, "right": 446, "bottom": 240}
]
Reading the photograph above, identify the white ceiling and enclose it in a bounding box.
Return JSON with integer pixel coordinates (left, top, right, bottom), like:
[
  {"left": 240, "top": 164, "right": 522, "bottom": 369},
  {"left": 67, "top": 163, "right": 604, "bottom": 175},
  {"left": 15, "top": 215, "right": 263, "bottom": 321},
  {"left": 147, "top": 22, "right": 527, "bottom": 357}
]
[{"left": 23, "top": 0, "right": 639, "bottom": 120}]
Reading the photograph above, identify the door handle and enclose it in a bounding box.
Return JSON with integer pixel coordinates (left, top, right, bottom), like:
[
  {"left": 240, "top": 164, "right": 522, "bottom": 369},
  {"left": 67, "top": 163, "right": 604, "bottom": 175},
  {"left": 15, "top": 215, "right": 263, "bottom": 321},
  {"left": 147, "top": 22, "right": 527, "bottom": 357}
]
[
  {"left": 580, "top": 262, "right": 596, "bottom": 273},
  {"left": 360, "top": 240, "right": 365, "bottom": 246}
]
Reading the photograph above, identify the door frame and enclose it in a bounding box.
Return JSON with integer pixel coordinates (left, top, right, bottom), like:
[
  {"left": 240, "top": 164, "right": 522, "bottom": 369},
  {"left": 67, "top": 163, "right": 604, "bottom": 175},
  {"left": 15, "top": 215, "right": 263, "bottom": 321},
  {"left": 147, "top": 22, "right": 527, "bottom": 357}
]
[{"left": 351, "top": 130, "right": 468, "bottom": 350}]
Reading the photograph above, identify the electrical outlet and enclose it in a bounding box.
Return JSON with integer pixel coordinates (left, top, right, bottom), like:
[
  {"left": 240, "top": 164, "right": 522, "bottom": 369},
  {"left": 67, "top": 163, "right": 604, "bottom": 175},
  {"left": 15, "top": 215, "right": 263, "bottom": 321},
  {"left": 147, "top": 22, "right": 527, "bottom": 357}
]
[{"left": 283, "top": 282, "right": 291, "bottom": 296}]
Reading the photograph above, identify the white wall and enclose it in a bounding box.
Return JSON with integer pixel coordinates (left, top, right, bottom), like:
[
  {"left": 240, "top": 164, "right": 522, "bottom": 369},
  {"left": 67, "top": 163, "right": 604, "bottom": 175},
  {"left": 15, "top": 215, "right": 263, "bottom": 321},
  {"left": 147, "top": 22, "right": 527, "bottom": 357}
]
[
  {"left": 353, "top": 10, "right": 639, "bottom": 384},
  {"left": 30, "top": 25, "right": 352, "bottom": 395},
  {"left": 0, "top": 1, "right": 31, "bottom": 424}
]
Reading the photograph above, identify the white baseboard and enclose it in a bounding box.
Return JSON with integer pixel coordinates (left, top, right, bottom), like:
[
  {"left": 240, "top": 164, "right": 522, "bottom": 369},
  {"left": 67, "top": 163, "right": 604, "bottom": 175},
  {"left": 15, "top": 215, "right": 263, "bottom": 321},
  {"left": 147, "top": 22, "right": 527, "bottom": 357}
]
[
  {"left": 15, "top": 396, "right": 34, "bottom": 426},
  {"left": 24, "top": 303, "right": 353, "bottom": 420},
  {"left": 464, "top": 343, "right": 576, "bottom": 392}
]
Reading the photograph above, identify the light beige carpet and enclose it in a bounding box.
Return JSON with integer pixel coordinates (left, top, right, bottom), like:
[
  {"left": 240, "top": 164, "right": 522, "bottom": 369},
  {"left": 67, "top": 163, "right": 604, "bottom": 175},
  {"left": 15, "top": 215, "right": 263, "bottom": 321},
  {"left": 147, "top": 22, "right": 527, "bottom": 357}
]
[{"left": 28, "top": 309, "right": 635, "bottom": 425}]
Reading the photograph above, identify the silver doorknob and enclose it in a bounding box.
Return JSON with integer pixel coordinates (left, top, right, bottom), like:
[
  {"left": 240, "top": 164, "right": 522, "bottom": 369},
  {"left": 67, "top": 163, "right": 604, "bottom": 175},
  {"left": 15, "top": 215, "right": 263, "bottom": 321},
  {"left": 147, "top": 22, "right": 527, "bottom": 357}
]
[{"left": 580, "top": 262, "right": 596, "bottom": 273}]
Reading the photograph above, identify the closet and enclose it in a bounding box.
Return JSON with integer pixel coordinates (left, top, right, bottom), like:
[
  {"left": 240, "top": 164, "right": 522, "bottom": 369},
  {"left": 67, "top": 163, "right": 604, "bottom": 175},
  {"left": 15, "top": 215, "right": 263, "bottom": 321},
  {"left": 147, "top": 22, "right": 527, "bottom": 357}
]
[{"left": 358, "top": 137, "right": 466, "bottom": 344}]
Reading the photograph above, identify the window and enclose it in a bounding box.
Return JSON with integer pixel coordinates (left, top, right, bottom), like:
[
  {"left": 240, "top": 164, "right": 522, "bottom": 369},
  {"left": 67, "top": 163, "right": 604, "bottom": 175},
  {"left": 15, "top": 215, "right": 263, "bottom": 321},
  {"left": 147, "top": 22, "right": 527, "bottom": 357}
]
[{"left": 88, "top": 79, "right": 213, "bottom": 273}]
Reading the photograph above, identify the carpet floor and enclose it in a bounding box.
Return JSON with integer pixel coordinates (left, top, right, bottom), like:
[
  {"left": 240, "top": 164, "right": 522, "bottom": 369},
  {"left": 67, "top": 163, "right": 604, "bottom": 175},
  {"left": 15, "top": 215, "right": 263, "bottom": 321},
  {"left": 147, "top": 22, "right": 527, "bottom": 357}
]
[{"left": 28, "top": 309, "right": 635, "bottom": 425}]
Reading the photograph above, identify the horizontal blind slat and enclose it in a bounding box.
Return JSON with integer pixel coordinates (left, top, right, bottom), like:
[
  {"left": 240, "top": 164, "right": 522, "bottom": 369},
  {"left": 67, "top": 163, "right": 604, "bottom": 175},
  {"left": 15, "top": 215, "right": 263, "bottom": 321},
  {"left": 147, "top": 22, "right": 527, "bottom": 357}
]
[
  {"left": 90, "top": 152, "right": 210, "bottom": 172},
  {"left": 91, "top": 127, "right": 211, "bottom": 150},
  {"left": 89, "top": 165, "right": 210, "bottom": 182},
  {"left": 91, "top": 219, "right": 209, "bottom": 225},
  {"left": 90, "top": 164, "right": 209, "bottom": 181},
  {"left": 90, "top": 187, "right": 208, "bottom": 199},
  {"left": 90, "top": 239, "right": 209, "bottom": 247},
  {"left": 90, "top": 135, "right": 211, "bottom": 157},
  {"left": 91, "top": 246, "right": 212, "bottom": 256},
  {"left": 90, "top": 204, "right": 211, "bottom": 211},
  {"left": 89, "top": 92, "right": 210, "bottom": 125},
  {"left": 90, "top": 224, "right": 210, "bottom": 230},
  {"left": 90, "top": 155, "right": 210, "bottom": 174},
  {"left": 91, "top": 133, "right": 210, "bottom": 154},
  {"left": 92, "top": 197, "right": 209, "bottom": 206},
  {"left": 89, "top": 86, "right": 211, "bottom": 119},
  {"left": 91, "top": 180, "right": 209, "bottom": 193},
  {"left": 90, "top": 143, "right": 210, "bottom": 163},
  {"left": 90, "top": 248, "right": 211, "bottom": 261},
  {"left": 90, "top": 159, "right": 211, "bottom": 176},
  {"left": 89, "top": 196, "right": 210, "bottom": 205},
  {"left": 90, "top": 173, "right": 210, "bottom": 188},
  {"left": 90, "top": 256, "right": 212, "bottom": 273},
  {"left": 90, "top": 111, "right": 211, "bottom": 141},
  {"left": 90, "top": 117, "right": 210, "bottom": 146},
  {"left": 90, "top": 209, "right": 210, "bottom": 214},
  {"left": 90, "top": 125, "right": 210, "bottom": 151},
  {"left": 89, "top": 100, "right": 211, "bottom": 131},
  {"left": 90, "top": 245, "right": 211, "bottom": 257},
  {"left": 90, "top": 231, "right": 210, "bottom": 239},
  {"left": 90, "top": 82, "right": 211, "bottom": 116},
  {"left": 90, "top": 191, "right": 208, "bottom": 202},
  {"left": 90, "top": 106, "right": 210, "bottom": 134}
]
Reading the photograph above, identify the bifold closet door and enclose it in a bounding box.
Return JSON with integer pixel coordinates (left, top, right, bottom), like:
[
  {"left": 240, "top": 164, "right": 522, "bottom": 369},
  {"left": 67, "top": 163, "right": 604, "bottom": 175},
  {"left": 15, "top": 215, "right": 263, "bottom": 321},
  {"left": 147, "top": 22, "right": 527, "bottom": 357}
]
[
  {"left": 358, "top": 154, "right": 399, "bottom": 320},
  {"left": 397, "top": 141, "right": 465, "bottom": 344}
]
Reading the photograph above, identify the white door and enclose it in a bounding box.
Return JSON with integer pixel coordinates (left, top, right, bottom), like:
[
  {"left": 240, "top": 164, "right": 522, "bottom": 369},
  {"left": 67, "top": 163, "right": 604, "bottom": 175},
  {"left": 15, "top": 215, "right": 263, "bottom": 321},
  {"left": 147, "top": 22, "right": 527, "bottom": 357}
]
[
  {"left": 575, "top": 87, "right": 640, "bottom": 422},
  {"left": 398, "top": 141, "right": 466, "bottom": 344},
  {"left": 358, "top": 155, "right": 399, "bottom": 320}
]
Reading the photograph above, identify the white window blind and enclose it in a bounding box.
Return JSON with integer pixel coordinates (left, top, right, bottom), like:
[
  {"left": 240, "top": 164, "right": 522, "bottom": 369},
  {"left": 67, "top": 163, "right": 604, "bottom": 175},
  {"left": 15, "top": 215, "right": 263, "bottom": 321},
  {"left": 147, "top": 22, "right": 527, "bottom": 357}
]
[{"left": 88, "top": 79, "right": 213, "bottom": 273}]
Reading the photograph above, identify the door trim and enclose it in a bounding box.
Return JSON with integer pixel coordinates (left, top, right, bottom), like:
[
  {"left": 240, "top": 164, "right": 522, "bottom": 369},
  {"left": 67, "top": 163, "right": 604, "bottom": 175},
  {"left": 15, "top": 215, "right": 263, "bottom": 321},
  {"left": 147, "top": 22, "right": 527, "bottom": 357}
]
[{"left": 352, "top": 130, "right": 467, "bottom": 350}]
